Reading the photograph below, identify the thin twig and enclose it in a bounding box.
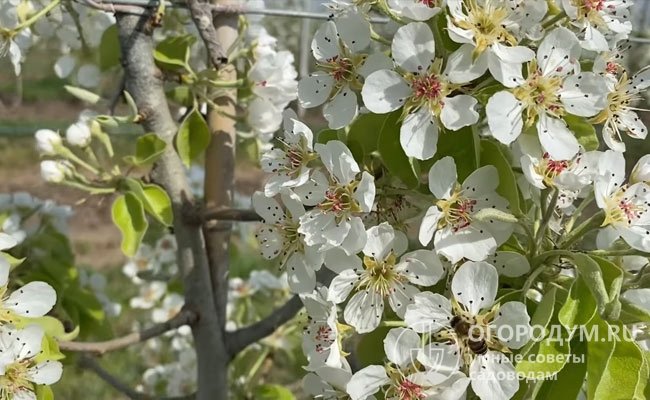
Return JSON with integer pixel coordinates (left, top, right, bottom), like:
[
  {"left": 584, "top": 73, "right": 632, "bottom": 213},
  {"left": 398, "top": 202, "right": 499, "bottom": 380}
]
[
  {"left": 79, "top": 355, "right": 196, "bottom": 400},
  {"left": 59, "top": 308, "right": 197, "bottom": 354},
  {"left": 186, "top": 0, "right": 228, "bottom": 68},
  {"left": 75, "top": 0, "right": 390, "bottom": 22},
  {"left": 76, "top": 0, "right": 147, "bottom": 15},
  {"left": 202, "top": 207, "right": 261, "bottom": 222},
  {"left": 226, "top": 269, "right": 334, "bottom": 358}
]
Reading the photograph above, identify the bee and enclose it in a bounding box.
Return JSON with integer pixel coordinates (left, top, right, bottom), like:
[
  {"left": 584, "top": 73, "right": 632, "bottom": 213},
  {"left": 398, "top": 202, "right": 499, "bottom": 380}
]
[
  {"left": 450, "top": 315, "right": 470, "bottom": 336},
  {"left": 468, "top": 337, "right": 488, "bottom": 355}
]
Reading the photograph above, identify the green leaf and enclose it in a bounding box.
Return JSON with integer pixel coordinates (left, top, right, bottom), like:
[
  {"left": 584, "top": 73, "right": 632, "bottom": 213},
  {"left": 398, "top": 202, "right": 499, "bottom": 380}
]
[
  {"left": 111, "top": 192, "right": 148, "bottom": 256},
  {"left": 347, "top": 113, "right": 385, "bottom": 157},
  {"left": 427, "top": 126, "right": 479, "bottom": 182},
  {"left": 515, "top": 334, "right": 571, "bottom": 379},
  {"left": 64, "top": 85, "right": 102, "bottom": 105},
  {"left": 592, "top": 255, "right": 624, "bottom": 319},
  {"left": 536, "top": 338, "right": 588, "bottom": 399},
  {"left": 378, "top": 111, "right": 420, "bottom": 189},
  {"left": 316, "top": 128, "right": 339, "bottom": 144},
  {"left": 14, "top": 316, "right": 79, "bottom": 341},
  {"left": 122, "top": 179, "right": 173, "bottom": 226},
  {"left": 98, "top": 24, "right": 120, "bottom": 71},
  {"left": 558, "top": 275, "right": 597, "bottom": 331},
  {"left": 357, "top": 326, "right": 390, "bottom": 366},
  {"left": 124, "top": 133, "right": 167, "bottom": 166},
  {"left": 35, "top": 385, "right": 54, "bottom": 400},
  {"left": 587, "top": 317, "right": 644, "bottom": 400},
  {"left": 566, "top": 113, "right": 599, "bottom": 151},
  {"left": 154, "top": 34, "right": 197, "bottom": 71},
  {"left": 176, "top": 108, "right": 211, "bottom": 167},
  {"left": 253, "top": 384, "right": 296, "bottom": 400},
  {"left": 480, "top": 139, "right": 521, "bottom": 214},
  {"left": 141, "top": 184, "right": 173, "bottom": 226},
  {"left": 1, "top": 251, "right": 24, "bottom": 269},
  {"left": 570, "top": 253, "right": 610, "bottom": 314},
  {"left": 619, "top": 298, "right": 650, "bottom": 324}
]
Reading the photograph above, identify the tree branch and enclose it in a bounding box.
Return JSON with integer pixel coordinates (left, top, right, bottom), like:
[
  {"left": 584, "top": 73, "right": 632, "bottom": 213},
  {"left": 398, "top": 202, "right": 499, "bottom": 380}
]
[
  {"left": 186, "top": 0, "right": 228, "bottom": 68},
  {"left": 59, "top": 309, "right": 196, "bottom": 355},
  {"left": 79, "top": 355, "right": 195, "bottom": 400},
  {"left": 116, "top": 12, "right": 228, "bottom": 400},
  {"left": 202, "top": 207, "right": 261, "bottom": 222},
  {"left": 77, "top": 0, "right": 147, "bottom": 15},
  {"left": 226, "top": 269, "right": 335, "bottom": 358}
]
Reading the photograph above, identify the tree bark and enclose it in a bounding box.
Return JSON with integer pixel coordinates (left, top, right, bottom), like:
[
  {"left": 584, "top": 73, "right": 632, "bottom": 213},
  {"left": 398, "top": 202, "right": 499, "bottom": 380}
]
[{"left": 116, "top": 13, "right": 229, "bottom": 400}]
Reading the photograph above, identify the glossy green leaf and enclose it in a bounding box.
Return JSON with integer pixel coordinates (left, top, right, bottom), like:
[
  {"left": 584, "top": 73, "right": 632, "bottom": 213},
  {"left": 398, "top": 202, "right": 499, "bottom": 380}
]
[
  {"left": 316, "top": 128, "right": 339, "bottom": 144},
  {"left": 253, "top": 384, "right": 296, "bottom": 400},
  {"left": 378, "top": 111, "right": 420, "bottom": 189},
  {"left": 347, "top": 112, "right": 385, "bottom": 157},
  {"left": 111, "top": 192, "right": 148, "bottom": 256},
  {"left": 536, "top": 338, "right": 587, "bottom": 400},
  {"left": 141, "top": 184, "right": 173, "bottom": 226},
  {"left": 124, "top": 133, "right": 166, "bottom": 166},
  {"left": 559, "top": 275, "right": 597, "bottom": 331},
  {"left": 176, "top": 107, "right": 211, "bottom": 167},
  {"left": 587, "top": 317, "right": 644, "bottom": 400},
  {"left": 571, "top": 253, "right": 610, "bottom": 314},
  {"left": 35, "top": 385, "right": 54, "bottom": 400},
  {"left": 480, "top": 139, "right": 521, "bottom": 214},
  {"left": 98, "top": 24, "right": 120, "bottom": 71},
  {"left": 154, "top": 35, "right": 196, "bottom": 71},
  {"left": 566, "top": 113, "right": 599, "bottom": 151},
  {"left": 64, "top": 85, "right": 102, "bottom": 105},
  {"left": 428, "top": 126, "right": 479, "bottom": 182}
]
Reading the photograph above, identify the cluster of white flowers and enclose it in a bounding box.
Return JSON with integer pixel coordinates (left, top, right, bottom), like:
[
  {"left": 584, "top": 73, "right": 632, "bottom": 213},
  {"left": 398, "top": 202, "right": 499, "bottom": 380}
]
[
  {"left": 247, "top": 1, "right": 650, "bottom": 399},
  {"left": 0, "top": 227, "right": 62, "bottom": 399}
]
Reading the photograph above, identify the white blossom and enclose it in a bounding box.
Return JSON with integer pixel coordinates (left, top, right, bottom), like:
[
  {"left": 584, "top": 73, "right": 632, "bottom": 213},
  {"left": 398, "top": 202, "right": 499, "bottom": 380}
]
[
  {"left": 362, "top": 22, "right": 479, "bottom": 160},
  {"left": 419, "top": 157, "right": 513, "bottom": 263}
]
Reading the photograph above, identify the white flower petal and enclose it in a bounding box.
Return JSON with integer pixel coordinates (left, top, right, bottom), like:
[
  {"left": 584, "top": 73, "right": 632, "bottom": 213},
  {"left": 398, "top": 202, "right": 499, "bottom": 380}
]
[
  {"left": 325, "top": 248, "right": 361, "bottom": 274},
  {"left": 444, "top": 44, "right": 488, "bottom": 84},
  {"left": 419, "top": 206, "right": 442, "bottom": 246},
  {"left": 354, "top": 171, "right": 376, "bottom": 213},
  {"left": 328, "top": 269, "right": 360, "bottom": 303},
  {"left": 364, "top": 222, "right": 396, "bottom": 261},
  {"left": 397, "top": 249, "right": 445, "bottom": 286},
  {"left": 392, "top": 22, "right": 435, "bottom": 73},
  {"left": 316, "top": 140, "right": 360, "bottom": 185},
  {"left": 358, "top": 52, "right": 393, "bottom": 78},
  {"left": 400, "top": 108, "right": 439, "bottom": 160},
  {"left": 470, "top": 351, "right": 519, "bottom": 400},
  {"left": 418, "top": 342, "right": 462, "bottom": 375},
  {"left": 336, "top": 11, "right": 371, "bottom": 53},
  {"left": 324, "top": 88, "right": 358, "bottom": 129},
  {"left": 28, "top": 361, "right": 63, "bottom": 385},
  {"left": 361, "top": 70, "right": 411, "bottom": 113},
  {"left": 537, "top": 27, "right": 580, "bottom": 76},
  {"left": 7, "top": 282, "right": 56, "bottom": 317},
  {"left": 298, "top": 73, "right": 334, "bottom": 108},
  {"left": 440, "top": 94, "right": 479, "bottom": 130},
  {"left": 388, "top": 0, "right": 441, "bottom": 21},
  {"left": 388, "top": 282, "right": 418, "bottom": 317},
  {"left": 344, "top": 290, "right": 383, "bottom": 333},
  {"left": 346, "top": 365, "right": 390, "bottom": 400},
  {"left": 560, "top": 72, "right": 608, "bottom": 117},
  {"left": 384, "top": 327, "right": 420, "bottom": 368},
  {"left": 255, "top": 225, "right": 284, "bottom": 260},
  {"left": 404, "top": 291, "right": 453, "bottom": 333},
  {"left": 486, "top": 91, "right": 524, "bottom": 145},
  {"left": 537, "top": 114, "right": 580, "bottom": 160},
  {"left": 287, "top": 255, "right": 317, "bottom": 293},
  {"left": 428, "top": 156, "right": 458, "bottom": 199},
  {"left": 435, "top": 226, "right": 497, "bottom": 263},
  {"left": 311, "top": 21, "right": 340, "bottom": 62},
  {"left": 252, "top": 192, "right": 285, "bottom": 224},
  {"left": 492, "top": 301, "right": 532, "bottom": 349},
  {"left": 451, "top": 261, "right": 498, "bottom": 314}
]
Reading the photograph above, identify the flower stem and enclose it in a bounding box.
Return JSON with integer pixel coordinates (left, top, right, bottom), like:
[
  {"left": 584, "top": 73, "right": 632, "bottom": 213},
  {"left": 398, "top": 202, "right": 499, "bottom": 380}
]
[
  {"left": 370, "top": 28, "right": 391, "bottom": 46},
  {"left": 542, "top": 11, "right": 568, "bottom": 29},
  {"left": 14, "top": 0, "right": 63, "bottom": 31},
  {"left": 380, "top": 320, "right": 406, "bottom": 327},
  {"left": 559, "top": 210, "right": 604, "bottom": 249},
  {"left": 535, "top": 188, "right": 558, "bottom": 251},
  {"left": 209, "top": 78, "right": 245, "bottom": 88}
]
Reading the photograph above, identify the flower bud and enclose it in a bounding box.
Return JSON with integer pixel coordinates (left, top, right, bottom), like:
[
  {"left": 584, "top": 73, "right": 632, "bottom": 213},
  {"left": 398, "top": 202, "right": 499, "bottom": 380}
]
[
  {"left": 40, "top": 160, "right": 72, "bottom": 183},
  {"left": 65, "top": 122, "right": 92, "bottom": 147},
  {"left": 35, "top": 129, "right": 62, "bottom": 155}
]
